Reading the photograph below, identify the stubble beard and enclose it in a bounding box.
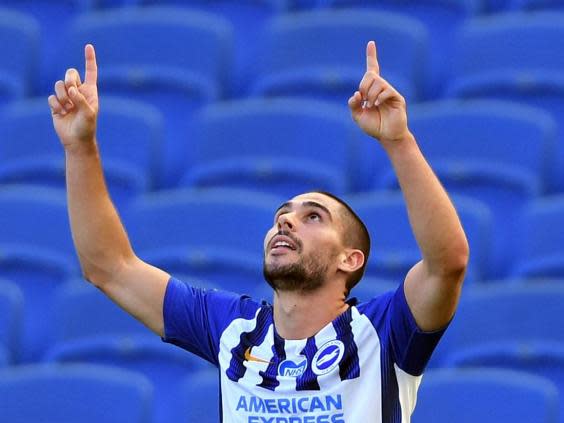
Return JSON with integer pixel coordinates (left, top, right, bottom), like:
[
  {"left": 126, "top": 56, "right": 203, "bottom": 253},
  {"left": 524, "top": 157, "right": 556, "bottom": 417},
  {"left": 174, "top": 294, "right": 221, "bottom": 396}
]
[{"left": 263, "top": 250, "right": 332, "bottom": 293}]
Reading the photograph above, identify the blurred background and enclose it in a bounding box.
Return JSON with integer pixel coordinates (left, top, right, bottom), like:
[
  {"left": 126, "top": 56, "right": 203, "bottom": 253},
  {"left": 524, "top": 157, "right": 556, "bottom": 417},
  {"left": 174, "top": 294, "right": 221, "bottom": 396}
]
[{"left": 0, "top": 0, "right": 563, "bottom": 422}]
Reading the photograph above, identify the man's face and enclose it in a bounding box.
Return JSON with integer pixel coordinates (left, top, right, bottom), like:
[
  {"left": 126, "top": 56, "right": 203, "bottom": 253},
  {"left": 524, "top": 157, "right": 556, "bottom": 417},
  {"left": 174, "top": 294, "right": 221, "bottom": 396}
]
[{"left": 263, "top": 193, "right": 346, "bottom": 292}]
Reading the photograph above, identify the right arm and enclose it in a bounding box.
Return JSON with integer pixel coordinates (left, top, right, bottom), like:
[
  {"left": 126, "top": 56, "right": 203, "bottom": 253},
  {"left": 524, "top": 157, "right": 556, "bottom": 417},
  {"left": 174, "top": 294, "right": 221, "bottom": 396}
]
[{"left": 48, "top": 44, "right": 169, "bottom": 336}]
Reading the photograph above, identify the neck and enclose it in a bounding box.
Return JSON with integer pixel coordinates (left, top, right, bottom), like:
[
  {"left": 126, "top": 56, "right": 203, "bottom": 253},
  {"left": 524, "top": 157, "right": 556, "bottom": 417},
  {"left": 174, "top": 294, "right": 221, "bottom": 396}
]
[{"left": 272, "top": 284, "right": 349, "bottom": 340}]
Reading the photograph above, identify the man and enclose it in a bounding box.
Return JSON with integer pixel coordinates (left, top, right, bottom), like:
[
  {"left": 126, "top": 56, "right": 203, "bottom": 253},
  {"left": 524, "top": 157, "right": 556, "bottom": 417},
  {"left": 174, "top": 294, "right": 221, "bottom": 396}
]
[{"left": 48, "top": 41, "right": 468, "bottom": 422}]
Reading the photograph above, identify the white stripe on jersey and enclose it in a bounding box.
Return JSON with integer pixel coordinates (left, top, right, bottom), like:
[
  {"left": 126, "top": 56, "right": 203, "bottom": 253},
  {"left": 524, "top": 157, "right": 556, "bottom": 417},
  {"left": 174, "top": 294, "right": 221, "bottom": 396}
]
[{"left": 395, "top": 364, "right": 422, "bottom": 422}]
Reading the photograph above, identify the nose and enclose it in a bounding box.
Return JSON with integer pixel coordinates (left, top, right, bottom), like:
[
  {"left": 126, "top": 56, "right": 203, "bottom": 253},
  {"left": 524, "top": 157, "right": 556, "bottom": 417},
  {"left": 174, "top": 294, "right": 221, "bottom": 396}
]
[{"left": 277, "top": 212, "right": 296, "bottom": 231}]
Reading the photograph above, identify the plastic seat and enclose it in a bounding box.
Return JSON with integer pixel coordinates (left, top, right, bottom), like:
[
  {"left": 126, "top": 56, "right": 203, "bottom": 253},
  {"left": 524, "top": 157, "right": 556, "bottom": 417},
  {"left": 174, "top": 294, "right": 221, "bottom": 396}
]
[
  {"left": 436, "top": 283, "right": 564, "bottom": 367},
  {"left": 346, "top": 192, "right": 492, "bottom": 283},
  {"left": 0, "top": 97, "right": 164, "bottom": 204},
  {"left": 446, "top": 12, "right": 564, "bottom": 191},
  {"left": 509, "top": 0, "right": 564, "bottom": 10},
  {"left": 61, "top": 7, "right": 233, "bottom": 186},
  {"left": 378, "top": 100, "right": 556, "bottom": 278},
  {"left": 140, "top": 246, "right": 264, "bottom": 294},
  {"left": 0, "top": 8, "right": 39, "bottom": 105},
  {"left": 0, "top": 363, "right": 153, "bottom": 423},
  {"left": 169, "top": 369, "right": 220, "bottom": 423},
  {"left": 0, "top": 279, "right": 23, "bottom": 364},
  {"left": 251, "top": 9, "right": 428, "bottom": 103},
  {"left": 412, "top": 368, "right": 560, "bottom": 423},
  {"left": 124, "top": 188, "right": 282, "bottom": 258},
  {"left": 318, "top": 0, "right": 482, "bottom": 98},
  {"left": 180, "top": 98, "right": 356, "bottom": 196},
  {"left": 446, "top": 342, "right": 564, "bottom": 423},
  {"left": 512, "top": 195, "right": 564, "bottom": 278},
  {"left": 45, "top": 336, "right": 212, "bottom": 423},
  {"left": 137, "top": 0, "right": 289, "bottom": 95}
]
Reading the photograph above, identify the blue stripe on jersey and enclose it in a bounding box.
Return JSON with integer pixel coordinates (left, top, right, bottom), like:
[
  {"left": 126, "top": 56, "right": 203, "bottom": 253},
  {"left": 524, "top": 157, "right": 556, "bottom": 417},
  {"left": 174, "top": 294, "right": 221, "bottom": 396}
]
[
  {"left": 380, "top": 321, "right": 402, "bottom": 422},
  {"left": 333, "top": 307, "right": 360, "bottom": 381},
  {"left": 257, "top": 333, "right": 285, "bottom": 391},
  {"left": 226, "top": 307, "right": 272, "bottom": 382},
  {"left": 296, "top": 337, "right": 321, "bottom": 391}
]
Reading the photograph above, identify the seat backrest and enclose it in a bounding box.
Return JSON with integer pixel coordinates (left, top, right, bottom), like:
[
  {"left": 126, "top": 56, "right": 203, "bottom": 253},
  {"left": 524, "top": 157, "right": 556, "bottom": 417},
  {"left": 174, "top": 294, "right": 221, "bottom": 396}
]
[
  {"left": 413, "top": 368, "right": 560, "bottom": 423},
  {"left": 124, "top": 188, "right": 282, "bottom": 257},
  {"left": 0, "top": 363, "right": 153, "bottom": 423},
  {"left": 255, "top": 9, "right": 428, "bottom": 99},
  {"left": 0, "top": 279, "right": 23, "bottom": 362}
]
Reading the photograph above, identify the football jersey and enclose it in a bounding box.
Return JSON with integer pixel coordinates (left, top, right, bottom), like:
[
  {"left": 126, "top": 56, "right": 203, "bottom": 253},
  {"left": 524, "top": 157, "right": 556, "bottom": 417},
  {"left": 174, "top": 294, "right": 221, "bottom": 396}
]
[{"left": 162, "top": 277, "right": 447, "bottom": 422}]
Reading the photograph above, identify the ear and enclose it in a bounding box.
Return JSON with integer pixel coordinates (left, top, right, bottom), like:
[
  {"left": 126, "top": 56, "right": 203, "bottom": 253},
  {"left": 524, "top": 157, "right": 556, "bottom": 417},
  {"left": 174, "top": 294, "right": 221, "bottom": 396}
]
[{"left": 337, "top": 249, "right": 365, "bottom": 274}]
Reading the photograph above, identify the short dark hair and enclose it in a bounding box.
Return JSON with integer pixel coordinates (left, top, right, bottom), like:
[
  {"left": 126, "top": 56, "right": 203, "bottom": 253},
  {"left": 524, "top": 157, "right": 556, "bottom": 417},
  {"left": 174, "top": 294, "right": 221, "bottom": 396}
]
[{"left": 312, "top": 191, "right": 371, "bottom": 293}]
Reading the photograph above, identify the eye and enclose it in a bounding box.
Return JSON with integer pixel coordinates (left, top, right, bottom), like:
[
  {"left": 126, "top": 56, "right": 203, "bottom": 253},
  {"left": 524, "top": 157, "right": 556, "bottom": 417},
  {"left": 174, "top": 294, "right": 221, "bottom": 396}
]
[{"left": 307, "top": 212, "right": 321, "bottom": 221}]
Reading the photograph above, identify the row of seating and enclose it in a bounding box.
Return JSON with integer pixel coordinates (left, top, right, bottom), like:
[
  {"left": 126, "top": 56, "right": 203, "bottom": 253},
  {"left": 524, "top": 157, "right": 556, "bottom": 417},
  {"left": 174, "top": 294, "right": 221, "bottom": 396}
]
[{"left": 1, "top": 277, "right": 563, "bottom": 422}]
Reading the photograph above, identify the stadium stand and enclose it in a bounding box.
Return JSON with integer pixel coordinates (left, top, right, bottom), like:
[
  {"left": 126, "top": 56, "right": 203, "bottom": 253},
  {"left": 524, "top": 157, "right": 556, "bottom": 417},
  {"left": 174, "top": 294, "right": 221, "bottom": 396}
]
[{"left": 0, "top": 279, "right": 23, "bottom": 364}]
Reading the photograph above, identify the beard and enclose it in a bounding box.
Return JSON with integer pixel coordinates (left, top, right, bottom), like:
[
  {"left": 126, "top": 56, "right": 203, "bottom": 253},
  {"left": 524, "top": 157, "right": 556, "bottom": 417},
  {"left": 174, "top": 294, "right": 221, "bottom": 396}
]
[{"left": 263, "top": 250, "right": 332, "bottom": 293}]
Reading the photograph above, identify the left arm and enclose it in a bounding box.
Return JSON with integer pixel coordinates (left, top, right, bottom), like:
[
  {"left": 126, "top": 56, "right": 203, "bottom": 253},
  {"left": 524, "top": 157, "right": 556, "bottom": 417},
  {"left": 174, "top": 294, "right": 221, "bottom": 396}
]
[{"left": 349, "top": 41, "right": 469, "bottom": 331}]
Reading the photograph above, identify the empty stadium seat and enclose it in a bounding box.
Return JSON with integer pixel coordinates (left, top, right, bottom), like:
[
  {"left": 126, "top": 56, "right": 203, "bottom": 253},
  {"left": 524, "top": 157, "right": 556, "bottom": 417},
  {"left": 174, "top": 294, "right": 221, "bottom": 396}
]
[
  {"left": 45, "top": 336, "right": 212, "bottom": 423},
  {"left": 446, "top": 342, "right": 564, "bottom": 423},
  {"left": 0, "top": 97, "right": 164, "bottom": 204},
  {"left": 346, "top": 192, "right": 492, "bottom": 283},
  {"left": 412, "top": 368, "right": 560, "bottom": 423},
  {"left": 512, "top": 195, "right": 564, "bottom": 278},
  {"left": 0, "top": 278, "right": 23, "bottom": 364},
  {"left": 0, "top": 8, "right": 39, "bottom": 105},
  {"left": 140, "top": 247, "right": 264, "bottom": 294},
  {"left": 378, "top": 100, "right": 556, "bottom": 278},
  {"left": 124, "top": 188, "right": 282, "bottom": 259},
  {"left": 251, "top": 9, "right": 428, "bottom": 103},
  {"left": 0, "top": 363, "right": 153, "bottom": 423},
  {"left": 180, "top": 98, "right": 356, "bottom": 196},
  {"left": 446, "top": 12, "right": 564, "bottom": 192},
  {"left": 137, "top": 0, "right": 289, "bottom": 95},
  {"left": 318, "top": 0, "right": 483, "bottom": 98},
  {"left": 436, "top": 283, "right": 564, "bottom": 366},
  {"left": 509, "top": 0, "right": 564, "bottom": 10},
  {"left": 61, "top": 7, "right": 234, "bottom": 186},
  {"left": 169, "top": 369, "right": 220, "bottom": 423}
]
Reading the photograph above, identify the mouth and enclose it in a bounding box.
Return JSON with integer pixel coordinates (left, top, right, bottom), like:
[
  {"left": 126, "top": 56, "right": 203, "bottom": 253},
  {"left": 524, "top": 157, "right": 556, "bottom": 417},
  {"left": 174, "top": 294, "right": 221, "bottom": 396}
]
[{"left": 269, "top": 234, "right": 299, "bottom": 253}]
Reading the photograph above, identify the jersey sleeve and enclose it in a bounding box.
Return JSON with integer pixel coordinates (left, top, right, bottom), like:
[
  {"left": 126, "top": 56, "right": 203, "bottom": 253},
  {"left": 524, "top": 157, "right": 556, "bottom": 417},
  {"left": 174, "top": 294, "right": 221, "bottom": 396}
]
[
  {"left": 161, "top": 277, "right": 261, "bottom": 365},
  {"left": 357, "top": 281, "right": 449, "bottom": 376}
]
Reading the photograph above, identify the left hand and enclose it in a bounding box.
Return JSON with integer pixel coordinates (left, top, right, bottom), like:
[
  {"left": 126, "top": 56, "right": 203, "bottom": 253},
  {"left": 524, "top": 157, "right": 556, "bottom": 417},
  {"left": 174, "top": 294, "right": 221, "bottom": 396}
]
[{"left": 348, "top": 41, "right": 411, "bottom": 145}]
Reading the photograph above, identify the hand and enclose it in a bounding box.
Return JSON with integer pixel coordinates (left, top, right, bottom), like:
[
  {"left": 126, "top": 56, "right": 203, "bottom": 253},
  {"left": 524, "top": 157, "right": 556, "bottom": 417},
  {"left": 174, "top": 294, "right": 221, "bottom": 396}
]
[
  {"left": 48, "top": 44, "right": 99, "bottom": 149},
  {"left": 348, "top": 41, "right": 410, "bottom": 145}
]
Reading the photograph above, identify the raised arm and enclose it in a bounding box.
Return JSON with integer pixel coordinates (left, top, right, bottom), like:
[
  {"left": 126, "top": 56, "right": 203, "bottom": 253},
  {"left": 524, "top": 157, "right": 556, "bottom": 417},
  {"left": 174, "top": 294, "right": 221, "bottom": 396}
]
[
  {"left": 348, "top": 41, "right": 469, "bottom": 331},
  {"left": 48, "top": 44, "right": 170, "bottom": 336}
]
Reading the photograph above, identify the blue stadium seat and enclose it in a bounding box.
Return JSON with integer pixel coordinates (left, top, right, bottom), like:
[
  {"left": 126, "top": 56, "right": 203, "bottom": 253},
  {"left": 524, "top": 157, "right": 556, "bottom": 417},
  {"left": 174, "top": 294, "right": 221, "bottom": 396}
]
[
  {"left": 251, "top": 9, "right": 428, "bottom": 103},
  {"left": 346, "top": 192, "right": 492, "bottom": 284},
  {"left": 140, "top": 247, "right": 264, "bottom": 294},
  {"left": 446, "top": 343, "right": 564, "bottom": 423},
  {"left": 0, "top": 186, "right": 77, "bottom": 360},
  {"left": 0, "top": 363, "right": 153, "bottom": 423},
  {"left": 318, "top": 0, "right": 482, "bottom": 98},
  {"left": 436, "top": 283, "right": 564, "bottom": 367},
  {"left": 169, "top": 369, "right": 220, "bottom": 423},
  {"left": 0, "top": 0, "right": 93, "bottom": 94},
  {"left": 0, "top": 97, "right": 164, "bottom": 204},
  {"left": 124, "top": 188, "right": 282, "bottom": 259},
  {"left": 0, "top": 278, "right": 23, "bottom": 364},
  {"left": 45, "top": 336, "right": 212, "bottom": 423},
  {"left": 61, "top": 7, "right": 233, "bottom": 187},
  {"left": 412, "top": 368, "right": 560, "bottom": 423},
  {"left": 512, "top": 195, "right": 564, "bottom": 278},
  {"left": 509, "top": 0, "right": 564, "bottom": 10},
  {"left": 446, "top": 12, "right": 564, "bottom": 192},
  {"left": 378, "top": 100, "right": 556, "bottom": 278},
  {"left": 137, "top": 0, "right": 289, "bottom": 95},
  {"left": 0, "top": 8, "right": 39, "bottom": 105},
  {"left": 179, "top": 99, "right": 356, "bottom": 196}
]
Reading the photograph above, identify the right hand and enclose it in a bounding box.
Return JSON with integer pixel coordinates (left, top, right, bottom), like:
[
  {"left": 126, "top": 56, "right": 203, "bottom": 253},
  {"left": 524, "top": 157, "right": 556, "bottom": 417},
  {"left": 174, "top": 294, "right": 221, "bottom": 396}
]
[{"left": 48, "top": 44, "right": 99, "bottom": 149}]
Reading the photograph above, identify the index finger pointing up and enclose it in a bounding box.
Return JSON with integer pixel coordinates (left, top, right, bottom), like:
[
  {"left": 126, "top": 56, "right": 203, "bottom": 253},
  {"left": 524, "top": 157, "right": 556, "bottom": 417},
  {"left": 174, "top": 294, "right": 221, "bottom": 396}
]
[
  {"left": 366, "top": 40, "right": 380, "bottom": 74},
  {"left": 84, "top": 44, "right": 98, "bottom": 85}
]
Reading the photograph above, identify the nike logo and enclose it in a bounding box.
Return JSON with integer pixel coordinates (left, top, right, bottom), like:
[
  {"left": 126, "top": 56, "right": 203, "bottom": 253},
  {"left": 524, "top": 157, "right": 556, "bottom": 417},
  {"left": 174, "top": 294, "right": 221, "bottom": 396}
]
[{"left": 244, "top": 347, "right": 272, "bottom": 364}]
